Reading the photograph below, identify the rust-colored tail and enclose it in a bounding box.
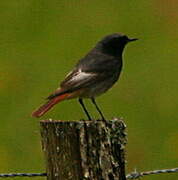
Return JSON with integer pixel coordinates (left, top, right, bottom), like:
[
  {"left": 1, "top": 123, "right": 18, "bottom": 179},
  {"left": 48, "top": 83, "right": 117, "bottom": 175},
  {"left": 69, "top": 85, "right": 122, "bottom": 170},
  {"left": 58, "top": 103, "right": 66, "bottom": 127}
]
[{"left": 32, "top": 93, "right": 69, "bottom": 118}]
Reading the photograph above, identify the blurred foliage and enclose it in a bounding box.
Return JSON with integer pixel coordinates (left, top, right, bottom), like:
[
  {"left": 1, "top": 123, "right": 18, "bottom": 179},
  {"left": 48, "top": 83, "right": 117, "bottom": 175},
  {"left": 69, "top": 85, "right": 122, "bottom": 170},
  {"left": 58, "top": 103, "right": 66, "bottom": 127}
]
[{"left": 0, "top": 0, "right": 178, "bottom": 179}]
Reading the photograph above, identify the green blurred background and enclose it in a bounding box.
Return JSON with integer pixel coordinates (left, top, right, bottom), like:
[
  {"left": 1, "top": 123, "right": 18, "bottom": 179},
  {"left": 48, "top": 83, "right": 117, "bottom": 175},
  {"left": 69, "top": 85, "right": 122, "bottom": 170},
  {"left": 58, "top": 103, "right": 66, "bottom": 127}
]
[{"left": 0, "top": 0, "right": 178, "bottom": 179}]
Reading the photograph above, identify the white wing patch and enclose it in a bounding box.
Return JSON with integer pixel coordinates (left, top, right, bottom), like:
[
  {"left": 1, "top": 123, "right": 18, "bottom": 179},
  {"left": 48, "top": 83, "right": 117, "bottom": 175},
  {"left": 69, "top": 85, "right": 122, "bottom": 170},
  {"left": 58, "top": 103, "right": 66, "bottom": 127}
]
[{"left": 70, "top": 69, "right": 96, "bottom": 82}]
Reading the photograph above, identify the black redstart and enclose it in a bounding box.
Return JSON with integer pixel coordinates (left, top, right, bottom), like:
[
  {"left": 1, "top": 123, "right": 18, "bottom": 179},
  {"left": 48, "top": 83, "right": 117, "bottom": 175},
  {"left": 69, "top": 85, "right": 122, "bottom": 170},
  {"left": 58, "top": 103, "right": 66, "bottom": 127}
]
[{"left": 32, "top": 33, "right": 137, "bottom": 120}]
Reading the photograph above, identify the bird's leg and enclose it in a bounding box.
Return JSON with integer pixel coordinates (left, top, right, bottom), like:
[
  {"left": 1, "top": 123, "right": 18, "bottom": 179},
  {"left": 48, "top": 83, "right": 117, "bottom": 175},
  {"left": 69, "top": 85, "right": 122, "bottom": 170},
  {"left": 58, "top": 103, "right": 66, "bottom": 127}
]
[
  {"left": 78, "top": 98, "right": 92, "bottom": 120},
  {"left": 91, "top": 98, "right": 105, "bottom": 120}
]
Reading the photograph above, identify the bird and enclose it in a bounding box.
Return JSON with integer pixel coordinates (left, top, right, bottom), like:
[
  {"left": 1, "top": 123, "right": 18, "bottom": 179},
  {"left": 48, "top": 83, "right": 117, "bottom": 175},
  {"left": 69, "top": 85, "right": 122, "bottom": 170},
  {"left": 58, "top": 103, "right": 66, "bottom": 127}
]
[{"left": 32, "top": 33, "right": 137, "bottom": 120}]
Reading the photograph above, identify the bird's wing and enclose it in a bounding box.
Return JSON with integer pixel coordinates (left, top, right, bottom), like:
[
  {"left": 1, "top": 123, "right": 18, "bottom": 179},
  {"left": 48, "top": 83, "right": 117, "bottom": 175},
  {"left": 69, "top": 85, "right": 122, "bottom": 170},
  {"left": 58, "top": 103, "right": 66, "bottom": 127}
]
[
  {"left": 61, "top": 53, "right": 120, "bottom": 88},
  {"left": 60, "top": 68, "right": 99, "bottom": 89},
  {"left": 47, "top": 68, "right": 99, "bottom": 99},
  {"left": 47, "top": 54, "right": 120, "bottom": 99}
]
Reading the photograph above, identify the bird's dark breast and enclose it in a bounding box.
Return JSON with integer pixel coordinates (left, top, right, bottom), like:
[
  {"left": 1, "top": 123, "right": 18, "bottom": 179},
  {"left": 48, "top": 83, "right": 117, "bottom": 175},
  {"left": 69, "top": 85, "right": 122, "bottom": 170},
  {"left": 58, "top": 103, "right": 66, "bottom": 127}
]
[{"left": 80, "top": 59, "right": 122, "bottom": 98}]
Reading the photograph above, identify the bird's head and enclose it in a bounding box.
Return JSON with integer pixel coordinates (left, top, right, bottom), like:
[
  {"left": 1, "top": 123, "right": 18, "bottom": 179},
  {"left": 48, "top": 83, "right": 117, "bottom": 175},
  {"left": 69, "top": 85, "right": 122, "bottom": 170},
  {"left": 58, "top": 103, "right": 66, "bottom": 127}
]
[{"left": 98, "top": 33, "right": 138, "bottom": 56}]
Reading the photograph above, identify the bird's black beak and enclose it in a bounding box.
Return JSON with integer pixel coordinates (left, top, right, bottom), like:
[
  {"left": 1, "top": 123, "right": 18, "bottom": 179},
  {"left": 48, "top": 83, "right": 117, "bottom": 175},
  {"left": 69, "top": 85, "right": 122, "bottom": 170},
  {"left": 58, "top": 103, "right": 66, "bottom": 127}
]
[{"left": 128, "top": 38, "right": 138, "bottom": 42}]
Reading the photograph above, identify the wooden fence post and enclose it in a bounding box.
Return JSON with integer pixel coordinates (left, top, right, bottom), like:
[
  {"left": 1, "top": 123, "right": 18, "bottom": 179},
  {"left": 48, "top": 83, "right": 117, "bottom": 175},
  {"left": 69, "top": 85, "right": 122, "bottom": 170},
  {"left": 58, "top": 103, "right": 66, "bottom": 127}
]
[{"left": 40, "top": 118, "right": 127, "bottom": 180}]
